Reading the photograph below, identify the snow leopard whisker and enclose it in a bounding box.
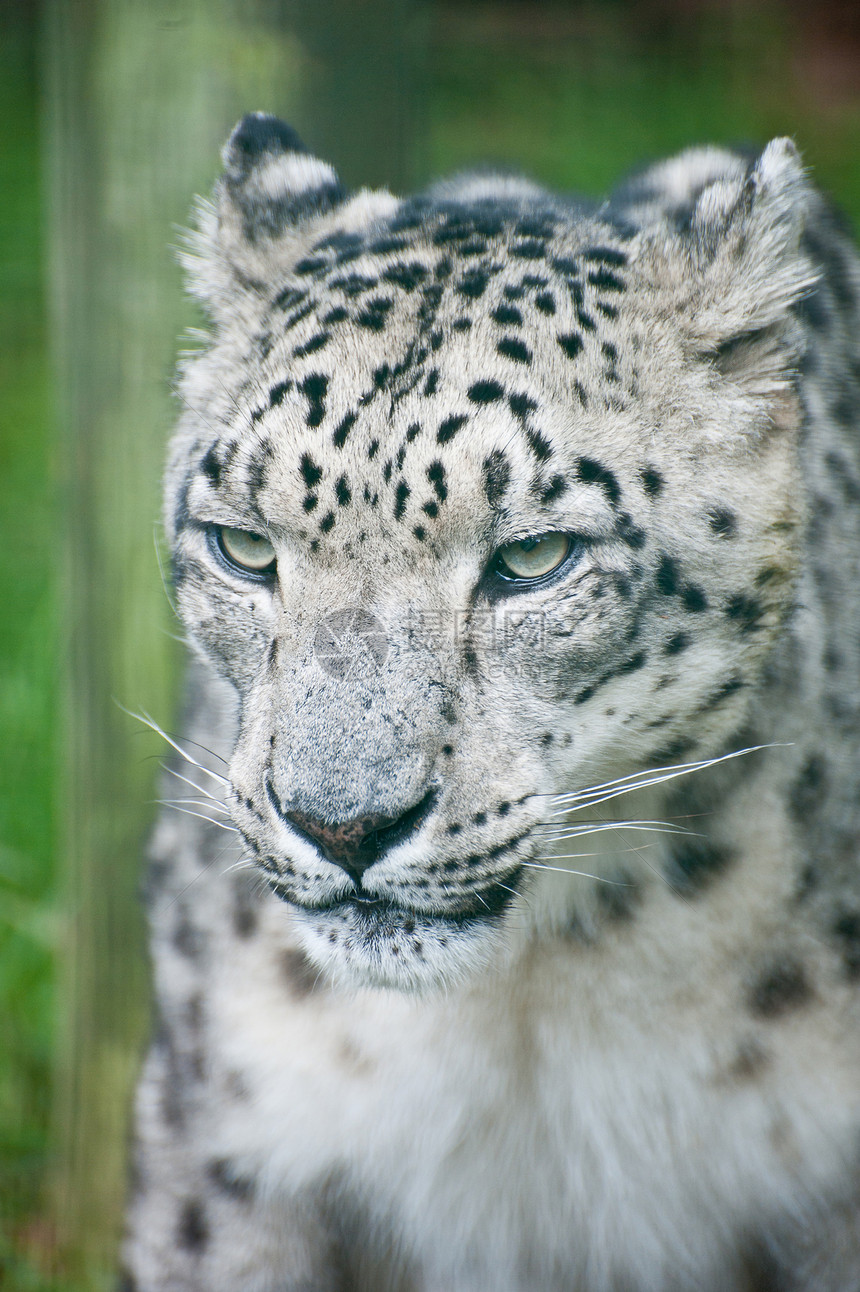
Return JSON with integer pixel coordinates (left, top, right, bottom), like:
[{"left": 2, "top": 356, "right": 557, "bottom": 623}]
[
  {"left": 124, "top": 707, "right": 231, "bottom": 787},
  {"left": 548, "top": 743, "right": 789, "bottom": 812},
  {"left": 523, "top": 860, "right": 635, "bottom": 884},
  {"left": 162, "top": 764, "right": 229, "bottom": 805},
  {"left": 538, "top": 820, "right": 695, "bottom": 838},
  {"left": 157, "top": 797, "right": 233, "bottom": 817},
  {"left": 163, "top": 804, "right": 240, "bottom": 833}
]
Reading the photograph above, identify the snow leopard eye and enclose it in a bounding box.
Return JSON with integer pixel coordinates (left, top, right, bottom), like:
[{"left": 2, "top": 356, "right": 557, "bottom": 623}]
[
  {"left": 495, "top": 532, "right": 572, "bottom": 581},
  {"left": 215, "top": 526, "right": 277, "bottom": 575}
]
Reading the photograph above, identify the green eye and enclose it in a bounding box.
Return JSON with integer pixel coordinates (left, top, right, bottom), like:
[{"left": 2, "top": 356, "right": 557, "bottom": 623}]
[
  {"left": 216, "top": 526, "right": 276, "bottom": 574},
  {"left": 496, "top": 532, "right": 571, "bottom": 581}
]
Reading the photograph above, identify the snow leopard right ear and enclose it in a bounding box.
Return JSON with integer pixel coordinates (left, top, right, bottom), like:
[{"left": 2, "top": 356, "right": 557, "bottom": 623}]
[{"left": 181, "top": 114, "right": 350, "bottom": 319}]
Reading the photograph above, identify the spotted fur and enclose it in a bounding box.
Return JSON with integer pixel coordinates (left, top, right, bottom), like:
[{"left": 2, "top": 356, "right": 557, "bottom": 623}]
[{"left": 125, "top": 114, "right": 860, "bottom": 1289}]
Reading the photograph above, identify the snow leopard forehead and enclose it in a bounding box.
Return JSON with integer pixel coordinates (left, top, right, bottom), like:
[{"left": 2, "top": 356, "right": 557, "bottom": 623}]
[
  {"left": 170, "top": 113, "right": 812, "bottom": 569},
  {"left": 177, "top": 200, "right": 645, "bottom": 558}
]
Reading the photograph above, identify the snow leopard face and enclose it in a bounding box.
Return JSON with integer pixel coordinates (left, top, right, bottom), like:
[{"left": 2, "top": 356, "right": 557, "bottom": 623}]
[{"left": 166, "top": 114, "right": 813, "bottom": 989}]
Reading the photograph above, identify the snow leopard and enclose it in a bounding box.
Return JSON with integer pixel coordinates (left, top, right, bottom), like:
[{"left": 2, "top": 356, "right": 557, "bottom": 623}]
[{"left": 124, "top": 113, "right": 860, "bottom": 1290}]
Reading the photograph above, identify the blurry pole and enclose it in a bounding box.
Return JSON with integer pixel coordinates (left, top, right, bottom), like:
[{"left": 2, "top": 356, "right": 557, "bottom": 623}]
[{"left": 44, "top": 0, "right": 423, "bottom": 1284}]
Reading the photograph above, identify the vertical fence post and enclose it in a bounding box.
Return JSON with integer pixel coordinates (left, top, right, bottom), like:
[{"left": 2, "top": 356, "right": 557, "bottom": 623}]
[{"left": 44, "top": 0, "right": 423, "bottom": 1283}]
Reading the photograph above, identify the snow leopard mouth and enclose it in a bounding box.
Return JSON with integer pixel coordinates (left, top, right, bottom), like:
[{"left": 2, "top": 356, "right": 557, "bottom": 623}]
[
  {"left": 281, "top": 883, "right": 522, "bottom": 990},
  {"left": 269, "top": 872, "right": 523, "bottom": 929}
]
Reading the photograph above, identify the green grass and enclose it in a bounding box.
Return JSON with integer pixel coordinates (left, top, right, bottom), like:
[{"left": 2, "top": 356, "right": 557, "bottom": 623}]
[
  {"left": 0, "top": 13, "right": 61, "bottom": 1288},
  {"left": 0, "top": 2, "right": 858, "bottom": 1287}
]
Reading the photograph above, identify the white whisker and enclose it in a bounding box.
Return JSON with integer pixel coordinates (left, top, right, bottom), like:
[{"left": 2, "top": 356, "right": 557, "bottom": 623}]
[
  {"left": 119, "top": 706, "right": 230, "bottom": 786},
  {"left": 162, "top": 765, "right": 227, "bottom": 804},
  {"left": 156, "top": 797, "right": 232, "bottom": 817},
  {"left": 166, "top": 804, "right": 240, "bottom": 833},
  {"left": 521, "top": 860, "right": 632, "bottom": 884},
  {"left": 548, "top": 744, "right": 787, "bottom": 812}
]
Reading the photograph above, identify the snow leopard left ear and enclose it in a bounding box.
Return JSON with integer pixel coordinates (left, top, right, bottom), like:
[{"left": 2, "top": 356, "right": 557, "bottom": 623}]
[
  {"left": 183, "top": 113, "right": 374, "bottom": 321},
  {"left": 642, "top": 139, "right": 817, "bottom": 381}
]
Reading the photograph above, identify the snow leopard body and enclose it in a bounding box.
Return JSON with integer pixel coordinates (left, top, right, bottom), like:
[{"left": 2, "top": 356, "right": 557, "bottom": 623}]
[{"left": 124, "top": 115, "right": 860, "bottom": 1290}]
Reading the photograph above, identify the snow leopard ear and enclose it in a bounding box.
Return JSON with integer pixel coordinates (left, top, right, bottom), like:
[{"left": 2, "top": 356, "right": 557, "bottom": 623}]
[
  {"left": 644, "top": 139, "right": 818, "bottom": 389},
  {"left": 182, "top": 113, "right": 348, "bottom": 319}
]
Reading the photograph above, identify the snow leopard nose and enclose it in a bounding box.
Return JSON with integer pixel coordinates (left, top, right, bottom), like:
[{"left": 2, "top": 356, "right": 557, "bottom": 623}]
[{"left": 283, "top": 788, "right": 438, "bottom": 884}]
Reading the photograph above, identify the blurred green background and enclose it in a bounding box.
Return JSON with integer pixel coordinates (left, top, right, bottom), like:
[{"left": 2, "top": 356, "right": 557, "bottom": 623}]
[{"left": 1, "top": 0, "right": 858, "bottom": 1285}]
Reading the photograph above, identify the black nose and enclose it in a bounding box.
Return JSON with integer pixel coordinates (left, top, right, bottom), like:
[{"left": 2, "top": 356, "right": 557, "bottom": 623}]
[{"left": 282, "top": 788, "right": 438, "bottom": 886}]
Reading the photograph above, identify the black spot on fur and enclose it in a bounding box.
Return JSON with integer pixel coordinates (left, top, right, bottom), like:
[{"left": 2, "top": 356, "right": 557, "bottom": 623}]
[
  {"left": 294, "top": 331, "right": 330, "bottom": 358},
  {"left": 508, "top": 392, "right": 537, "bottom": 425},
  {"left": 654, "top": 736, "right": 697, "bottom": 762},
  {"left": 725, "top": 592, "right": 763, "bottom": 632},
  {"left": 423, "top": 369, "right": 440, "bottom": 397},
  {"left": 707, "top": 506, "right": 737, "bottom": 538},
  {"left": 469, "top": 380, "right": 504, "bottom": 404},
  {"left": 437, "top": 414, "right": 468, "bottom": 444},
  {"left": 582, "top": 246, "right": 627, "bottom": 266},
  {"left": 511, "top": 239, "right": 546, "bottom": 259},
  {"left": 616, "top": 513, "right": 646, "bottom": 548},
  {"left": 394, "top": 480, "right": 411, "bottom": 519},
  {"left": 368, "top": 439, "right": 379, "bottom": 459},
  {"left": 299, "top": 373, "right": 328, "bottom": 427},
  {"left": 356, "top": 296, "right": 393, "bottom": 331},
  {"left": 497, "top": 336, "right": 531, "bottom": 364},
  {"left": 330, "top": 271, "right": 377, "bottom": 296},
  {"left": 178, "top": 1199, "right": 208, "bottom": 1251},
  {"left": 273, "top": 284, "right": 307, "bottom": 311},
  {"left": 587, "top": 267, "right": 625, "bottom": 292},
  {"left": 268, "top": 379, "right": 292, "bottom": 409},
  {"left": 335, "top": 475, "right": 351, "bottom": 507},
  {"left": 406, "top": 422, "right": 421, "bottom": 442},
  {"left": 332, "top": 411, "right": 357, "bottom": 449},
  {"left": 492, "top": 303, "right": 522, "bottom": 326},
  {"left": 200, "top": 446, "right": 222, "bottom": 486},
  {"left": 831, "top": 908, "right": 860, "bottom": 980},
  {"left": 207, "top": 1159, "right": 255, "bottom": 1201},
  {"left": 427, "top": 461, "right": 448, "bottom": 501},
  {"left": 422, "top": 499, "right": 438, "bottom": 518},
  {"left": 682, "top": 584, "right": 708, "bottom": 613},
  {"left": 483, "top": 450, "right": 511, "bottom": 506},
  {"left": 319, "top": 511, "right": 335, "bottom": 534},
  {"left": 640, "top": 467, "right": 663, "bottom": 497},
  {"left": 456, "top": 269, "right": 489, "bottom": 298},
  {"left": 576, "top": 307, "right": 596, "bottom": 332},
  {"left": 577, "top": 456, "right": 621, "bottom": 506},
  {"left": 666, "top": 837, "right": 735, "bottom": 895},
  {"left": 574, "top": 651, "right": 647, "bottom": 705},
  {"left": 525, "top": 427, "right": 553, "bottom": 461},
  {"left": 299, "top": 453, "right": 323, "bottom": 488},
  {"left": 382, "top": 261, "right": 428, "bottom": 291},
  {"left": 413, "top": 525, "right": 427, "bottom": 541},
  {"left": 557, "top": 332, "right": 583, "bottom": 360},
  {"left": 535, "top": 291, "right": 556, "bottom": 315},
  {"left": 294, "top": 255, "right": 327, "bottom": 276},
  {"left": 538, "top": 474, "right": 568, "bottom": 504},
  {"left": 664, "top": 631, "right": 690, "bottom": 655},
  {"left": 748, "top": 957, "right": 812, "bottom": 1018},
  {"left": 322, "top": 305, "right": 349, "bottom": 325},
  {"left": 699, "top": 675, "right": 745, "bottom": 711}
]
